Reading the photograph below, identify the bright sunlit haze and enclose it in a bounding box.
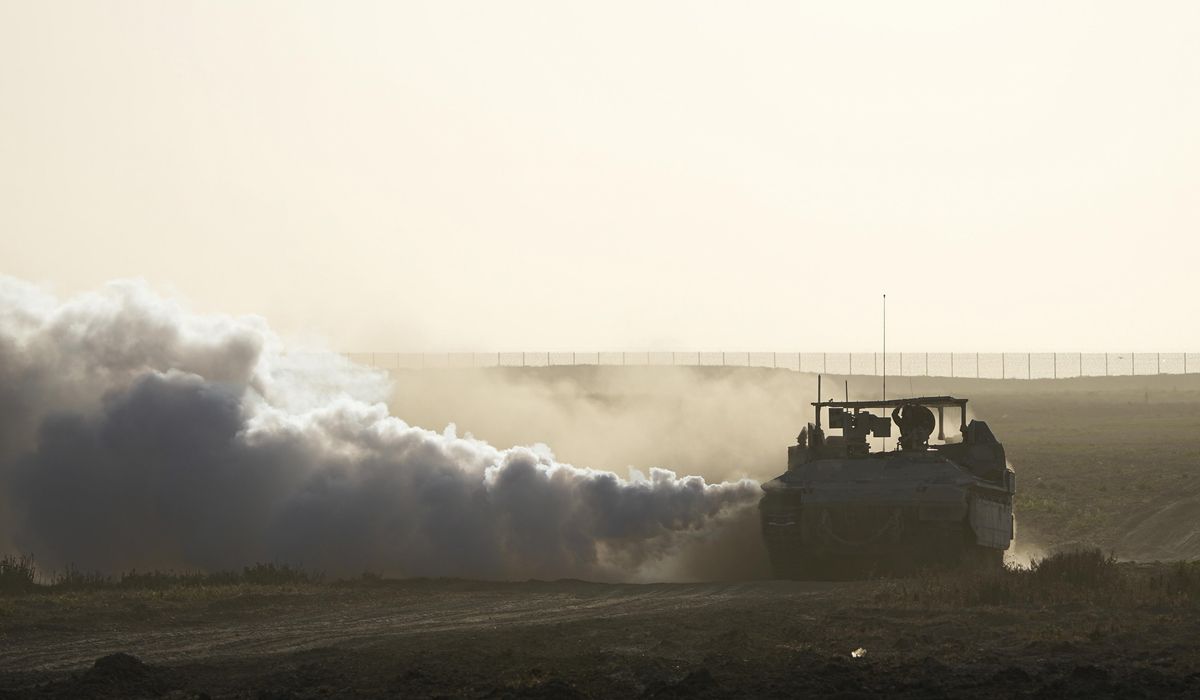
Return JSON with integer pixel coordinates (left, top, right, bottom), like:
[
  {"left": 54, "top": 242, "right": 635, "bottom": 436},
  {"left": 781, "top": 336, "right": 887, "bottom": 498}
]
[{"left": 2, "top": 1, "right": 1197, "bottom": 351}]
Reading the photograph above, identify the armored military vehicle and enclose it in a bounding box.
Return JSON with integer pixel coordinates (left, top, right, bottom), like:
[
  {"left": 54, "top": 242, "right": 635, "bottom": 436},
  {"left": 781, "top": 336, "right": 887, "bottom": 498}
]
[{"left": 760, "top": 388, "right": 1014, "bottom": 579}]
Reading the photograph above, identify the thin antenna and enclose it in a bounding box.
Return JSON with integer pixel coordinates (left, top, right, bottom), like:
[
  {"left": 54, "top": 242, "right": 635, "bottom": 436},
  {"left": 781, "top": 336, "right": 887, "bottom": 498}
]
[
  {"left": 882, "top": 293, "right": 887, "bottom": 402},
  {"left": 815, "top": 374, "right": 822, "bottom": 430}
]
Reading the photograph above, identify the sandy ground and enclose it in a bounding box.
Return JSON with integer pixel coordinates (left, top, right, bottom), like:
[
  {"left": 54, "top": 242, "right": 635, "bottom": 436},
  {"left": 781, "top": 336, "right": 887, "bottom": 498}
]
[{"left": 3, "top": 575, "right": 1199, "bottom": 699}]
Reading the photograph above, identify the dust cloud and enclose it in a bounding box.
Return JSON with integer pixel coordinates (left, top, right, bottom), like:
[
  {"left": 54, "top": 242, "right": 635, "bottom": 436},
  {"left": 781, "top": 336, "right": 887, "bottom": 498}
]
[
  {"left": 387, "top": 365, "right": 827, "bottom": 484},
  {"left": 380, "top": 365, "right": 894, "bottom": 582},
  {"left": 0, "top": 277, "right": 760, "bottom": 581}
]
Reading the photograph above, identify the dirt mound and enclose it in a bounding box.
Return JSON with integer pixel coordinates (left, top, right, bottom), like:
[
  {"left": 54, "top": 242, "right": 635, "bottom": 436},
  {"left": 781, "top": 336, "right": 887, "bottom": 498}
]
[
  {"left": 88, "top": 653, "right": 151, "bottom": 681},
  {"left": 30, "top": 653, "right": 179, "bottom": 699}
]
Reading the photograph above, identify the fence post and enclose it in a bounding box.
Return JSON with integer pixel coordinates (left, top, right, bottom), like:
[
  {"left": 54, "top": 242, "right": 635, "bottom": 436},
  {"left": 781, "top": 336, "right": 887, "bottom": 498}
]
[
  {"left": 950, "top": 353, "right": 954, "bottom": 377},
  {"left": 823, "top": 352, "right": 827, "bottom": 374},
  {"left": 1027, "top": 353, "right": 1031, "bottom": 379},
  {"left": 925, "top": 352, "right": 929, "bottom": 376}
]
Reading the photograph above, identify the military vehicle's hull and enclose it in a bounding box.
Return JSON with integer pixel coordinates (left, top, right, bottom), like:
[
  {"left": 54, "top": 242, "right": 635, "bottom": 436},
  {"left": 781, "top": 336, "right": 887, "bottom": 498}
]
[{"left": 759, "top": 453, "right": 1014, "bottom": 579}]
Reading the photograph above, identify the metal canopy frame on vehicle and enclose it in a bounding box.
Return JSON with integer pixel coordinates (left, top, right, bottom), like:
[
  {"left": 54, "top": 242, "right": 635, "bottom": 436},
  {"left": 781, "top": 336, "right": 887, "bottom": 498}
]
[{"left": 812, "top": 395, "right": 969, "bottom": 435}]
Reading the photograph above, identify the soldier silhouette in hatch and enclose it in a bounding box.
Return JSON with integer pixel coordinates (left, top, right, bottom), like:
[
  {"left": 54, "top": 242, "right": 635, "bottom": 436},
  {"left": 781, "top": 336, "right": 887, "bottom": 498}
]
[{"left": 892, "top": 402, "right": 936, "bottom": 451}]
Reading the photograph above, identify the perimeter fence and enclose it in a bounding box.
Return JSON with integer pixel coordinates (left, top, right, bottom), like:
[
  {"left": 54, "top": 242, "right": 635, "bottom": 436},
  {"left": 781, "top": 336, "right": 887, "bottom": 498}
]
[{"left": 341, "top": 352, "right": 1200, "bottom": 379}]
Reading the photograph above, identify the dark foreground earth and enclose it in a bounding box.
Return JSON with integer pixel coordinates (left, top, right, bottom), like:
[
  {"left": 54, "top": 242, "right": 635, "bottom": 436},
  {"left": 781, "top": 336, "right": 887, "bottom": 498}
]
[{"left": 3, "top": 572, "right": 1199, "bottom": 699}]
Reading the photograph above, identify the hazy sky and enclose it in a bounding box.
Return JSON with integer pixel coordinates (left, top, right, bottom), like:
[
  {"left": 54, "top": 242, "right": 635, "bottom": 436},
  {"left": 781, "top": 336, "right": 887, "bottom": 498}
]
[{"left": 2, "top": 1, "right": 1197, "bottom": 352}]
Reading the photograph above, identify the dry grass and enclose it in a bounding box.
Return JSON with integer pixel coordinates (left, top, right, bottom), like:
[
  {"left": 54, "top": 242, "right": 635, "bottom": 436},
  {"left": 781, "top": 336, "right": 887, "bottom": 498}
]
[
  {"left": 0, "top": 554, "right": 38, "bottom": 594},
  {"left": 1149, "top": 560, "right": 1200, "bottom": 598},
  {"left": 0, "top": 554, "right": 318, "bottom": 596},
  {"left": 879, "top": 548, "right": 1200, "bottom": 608}
]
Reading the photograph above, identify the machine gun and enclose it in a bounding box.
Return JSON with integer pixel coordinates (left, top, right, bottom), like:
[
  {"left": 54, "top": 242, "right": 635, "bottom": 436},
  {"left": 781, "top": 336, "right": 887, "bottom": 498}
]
[{"left": 790, "top": 395, "right": 1004, "bottom": 481}]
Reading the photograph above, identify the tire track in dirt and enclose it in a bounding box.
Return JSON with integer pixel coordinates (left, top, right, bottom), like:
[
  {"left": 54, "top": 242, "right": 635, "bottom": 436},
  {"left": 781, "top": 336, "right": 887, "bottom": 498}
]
[
  {"left": 0, "top": 582, "right": 844, "bottom": 673},
  {"left": 1115, "top": 482, "right": 1200, "bottom": 561}
]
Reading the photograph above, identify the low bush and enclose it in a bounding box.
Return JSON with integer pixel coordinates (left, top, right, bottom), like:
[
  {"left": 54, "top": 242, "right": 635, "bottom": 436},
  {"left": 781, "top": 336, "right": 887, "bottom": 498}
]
[
  {"left": 1028, "top": 547, "right": 1118, "bottom": 587},
  {"left": 0, "top": 554, "right": 38, "bottom": 594},
  {"left": 881, "top": 548, "right": 1199, "bottom": 608},
  {"left": 0, "top": 554, "right": 320, "bottom": 595},
  {"left": 53, "top": 565, "right": 112, "bottom": 590},
  {"left": 241, "top": 563, "right": 317, "bottom": 586},
  {"left": 1151, "top": 560, "right": 1200, "bottom": 598}
]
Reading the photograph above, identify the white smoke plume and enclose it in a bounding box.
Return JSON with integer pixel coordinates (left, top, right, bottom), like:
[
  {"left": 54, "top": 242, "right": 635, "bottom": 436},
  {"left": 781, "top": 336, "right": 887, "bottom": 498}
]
[{"left": 0, "top": 278, "right": 759, "bottom": 580}]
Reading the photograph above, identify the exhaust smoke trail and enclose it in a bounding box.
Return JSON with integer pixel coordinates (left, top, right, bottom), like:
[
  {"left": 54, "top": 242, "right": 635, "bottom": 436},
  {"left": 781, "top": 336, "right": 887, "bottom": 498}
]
[{"left": 0, "top": 278, "right": 758, "bottom": 580}]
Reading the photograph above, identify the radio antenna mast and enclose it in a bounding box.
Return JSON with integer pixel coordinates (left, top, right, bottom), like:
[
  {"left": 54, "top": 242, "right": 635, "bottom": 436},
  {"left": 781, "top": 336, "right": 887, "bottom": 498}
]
[{"left": 882, "top": 293, "right": 887, "bottom": 402}]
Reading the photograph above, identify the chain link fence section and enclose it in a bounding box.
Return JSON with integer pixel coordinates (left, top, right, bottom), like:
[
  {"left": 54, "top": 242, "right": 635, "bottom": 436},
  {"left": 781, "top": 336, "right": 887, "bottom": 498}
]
[{"left": 342, "top": 352, "right": 1198, "bottom": 377}]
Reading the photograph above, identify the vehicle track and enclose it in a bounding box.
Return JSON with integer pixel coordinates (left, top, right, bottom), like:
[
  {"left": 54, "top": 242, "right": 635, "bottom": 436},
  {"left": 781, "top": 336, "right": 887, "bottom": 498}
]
[{"left": 0, "top": 581, "right": 842, "bottom": 673}]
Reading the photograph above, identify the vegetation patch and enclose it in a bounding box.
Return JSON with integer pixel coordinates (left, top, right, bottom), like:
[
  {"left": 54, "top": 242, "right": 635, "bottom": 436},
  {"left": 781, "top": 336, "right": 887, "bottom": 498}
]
[
  {"left": 0, "top": 555, "right": 319, "bottom": 595},
  {"left": 879, "top": 548, "right": 1200, "bottom": 608},
  {"left": 0, "top": 554, "right": 38, "bottom": 594}
]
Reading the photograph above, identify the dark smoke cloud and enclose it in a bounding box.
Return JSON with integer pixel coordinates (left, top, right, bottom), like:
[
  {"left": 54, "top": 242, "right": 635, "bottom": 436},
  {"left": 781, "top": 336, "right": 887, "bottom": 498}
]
[{"left": 0, "top": 278, "right": 758, "bottom": 579}]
